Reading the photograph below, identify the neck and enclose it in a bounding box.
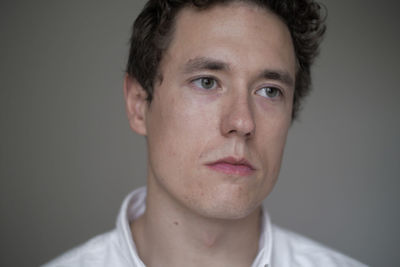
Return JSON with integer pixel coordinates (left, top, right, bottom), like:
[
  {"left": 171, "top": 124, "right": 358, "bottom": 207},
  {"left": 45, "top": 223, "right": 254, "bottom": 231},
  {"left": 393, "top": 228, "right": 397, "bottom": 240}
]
[{"left": 131, "top": 183, "right": 262, "bottom": 267}]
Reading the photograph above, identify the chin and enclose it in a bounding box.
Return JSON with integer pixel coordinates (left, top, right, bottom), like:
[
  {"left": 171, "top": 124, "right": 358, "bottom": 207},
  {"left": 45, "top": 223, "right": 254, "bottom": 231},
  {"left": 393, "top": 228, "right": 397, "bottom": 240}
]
[{"left": 186, "top": 190, "right": 265, "bottom": 220}]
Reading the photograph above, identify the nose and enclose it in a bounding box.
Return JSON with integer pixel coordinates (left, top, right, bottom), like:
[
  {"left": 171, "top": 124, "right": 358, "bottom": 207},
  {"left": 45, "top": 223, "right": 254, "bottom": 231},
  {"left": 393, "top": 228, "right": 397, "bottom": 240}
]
[{"left": 220, "top": 94, "right": 255, "bottom": 138}]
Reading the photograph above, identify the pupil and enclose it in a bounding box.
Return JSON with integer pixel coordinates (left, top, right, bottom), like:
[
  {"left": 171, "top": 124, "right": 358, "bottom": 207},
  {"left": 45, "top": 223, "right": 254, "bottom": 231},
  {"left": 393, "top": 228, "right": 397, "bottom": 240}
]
[
  {"left": 202, "top": 78, "right": 213, "bottom": 89},
  {"left": 267, "top": 87, "right": 276, "bottom": 97}
]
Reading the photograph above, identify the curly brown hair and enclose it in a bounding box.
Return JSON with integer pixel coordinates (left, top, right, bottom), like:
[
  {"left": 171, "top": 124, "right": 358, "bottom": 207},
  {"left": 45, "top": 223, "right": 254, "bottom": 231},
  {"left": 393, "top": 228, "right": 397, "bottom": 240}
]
[{"left": 126, "top": 0, "right": 326, "bottom": 119}]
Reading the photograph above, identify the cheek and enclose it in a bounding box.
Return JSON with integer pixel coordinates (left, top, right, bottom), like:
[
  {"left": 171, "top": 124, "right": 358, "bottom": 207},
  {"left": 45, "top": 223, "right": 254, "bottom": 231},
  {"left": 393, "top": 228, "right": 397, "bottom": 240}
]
[
  {"left": 254, "top": 110, "right": 291, "bottom": 169},
  {"left": 146, "top": 94, "right": 214, "bottom": 166}
]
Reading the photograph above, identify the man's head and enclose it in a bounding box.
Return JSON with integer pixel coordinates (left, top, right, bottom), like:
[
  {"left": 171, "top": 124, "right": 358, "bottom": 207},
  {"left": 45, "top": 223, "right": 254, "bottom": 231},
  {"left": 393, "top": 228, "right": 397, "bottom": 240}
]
[
  {"left": 124, "top": 0, "right": 325, "bottom": 220},
  {"left": 127, "top": 0, "right": 326, "bottom": 119}
]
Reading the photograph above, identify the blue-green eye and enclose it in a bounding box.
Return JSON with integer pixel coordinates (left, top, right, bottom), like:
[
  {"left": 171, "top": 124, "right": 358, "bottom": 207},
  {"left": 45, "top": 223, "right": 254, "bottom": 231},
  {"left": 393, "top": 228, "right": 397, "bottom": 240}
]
[
  {"left": 193, "top": 77, "right": 217, "bottom": 90},
  {"left": 256, "top": 86, "right": 281, "bottom": 98}
]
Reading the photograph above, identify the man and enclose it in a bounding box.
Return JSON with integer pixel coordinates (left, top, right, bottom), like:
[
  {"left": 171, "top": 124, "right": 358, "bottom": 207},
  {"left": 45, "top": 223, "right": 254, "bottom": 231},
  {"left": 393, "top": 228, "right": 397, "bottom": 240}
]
[{"left": 44, "top": 0, "right": 367, "bottom": 266}]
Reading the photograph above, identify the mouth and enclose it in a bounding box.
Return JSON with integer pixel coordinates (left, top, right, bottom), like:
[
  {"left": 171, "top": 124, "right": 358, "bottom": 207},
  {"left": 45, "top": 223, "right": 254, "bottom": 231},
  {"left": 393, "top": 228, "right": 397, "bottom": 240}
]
[{"left": 205, "top": 157, "right": 255, "bottom": 176}]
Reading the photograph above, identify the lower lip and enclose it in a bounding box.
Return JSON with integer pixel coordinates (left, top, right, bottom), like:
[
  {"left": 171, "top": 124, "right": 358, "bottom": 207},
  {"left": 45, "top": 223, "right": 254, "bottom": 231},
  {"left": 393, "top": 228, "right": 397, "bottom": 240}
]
[{"left": 206, "top": 162, "right": 254, "bottom": 176}]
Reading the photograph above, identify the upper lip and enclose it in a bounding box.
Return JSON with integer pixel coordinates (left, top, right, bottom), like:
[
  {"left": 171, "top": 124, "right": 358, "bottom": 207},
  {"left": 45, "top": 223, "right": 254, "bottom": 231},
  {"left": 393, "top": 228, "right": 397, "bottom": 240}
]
[{"left": 206, "top": 156, "right": 255, "bottom": 170}]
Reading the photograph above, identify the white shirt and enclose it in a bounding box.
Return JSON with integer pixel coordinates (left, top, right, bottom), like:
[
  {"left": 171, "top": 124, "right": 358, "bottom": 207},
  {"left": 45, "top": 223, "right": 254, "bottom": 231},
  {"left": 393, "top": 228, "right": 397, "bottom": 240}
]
[{"left": 43, "top": 187, "right": 368, "bottom": 267}]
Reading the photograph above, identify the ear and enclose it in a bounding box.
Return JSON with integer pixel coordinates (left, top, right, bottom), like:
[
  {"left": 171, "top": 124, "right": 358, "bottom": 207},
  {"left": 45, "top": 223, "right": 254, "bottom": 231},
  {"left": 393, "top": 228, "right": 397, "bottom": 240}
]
[{"left": 123, "top": 74, "right": 148, "bottom": 136}]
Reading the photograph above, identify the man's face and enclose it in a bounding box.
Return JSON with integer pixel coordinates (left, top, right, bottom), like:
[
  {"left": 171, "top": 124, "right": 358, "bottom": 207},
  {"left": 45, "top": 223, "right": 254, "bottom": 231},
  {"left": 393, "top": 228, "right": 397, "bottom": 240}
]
[{"left": 141, "top": 3, "right": 295, "bottom": 219}]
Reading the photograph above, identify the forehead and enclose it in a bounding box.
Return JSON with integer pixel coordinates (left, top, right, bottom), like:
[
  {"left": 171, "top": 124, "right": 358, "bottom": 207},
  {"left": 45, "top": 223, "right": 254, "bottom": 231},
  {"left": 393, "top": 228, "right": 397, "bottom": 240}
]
[{"left": 160, "top": 2, "right": 296, "bottom": 80}]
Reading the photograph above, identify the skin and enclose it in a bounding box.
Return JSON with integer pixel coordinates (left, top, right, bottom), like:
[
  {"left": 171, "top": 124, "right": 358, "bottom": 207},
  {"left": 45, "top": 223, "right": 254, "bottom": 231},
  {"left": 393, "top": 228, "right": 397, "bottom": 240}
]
[{"left": 124, "top": 2, "right": 296, "bottom": 267}]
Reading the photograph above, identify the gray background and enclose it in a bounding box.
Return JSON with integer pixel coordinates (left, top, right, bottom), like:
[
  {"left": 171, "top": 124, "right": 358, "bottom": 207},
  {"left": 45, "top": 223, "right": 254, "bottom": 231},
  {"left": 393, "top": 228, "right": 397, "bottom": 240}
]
[{"left": 1, "top": 1, "right": 399, "bottom": 266}]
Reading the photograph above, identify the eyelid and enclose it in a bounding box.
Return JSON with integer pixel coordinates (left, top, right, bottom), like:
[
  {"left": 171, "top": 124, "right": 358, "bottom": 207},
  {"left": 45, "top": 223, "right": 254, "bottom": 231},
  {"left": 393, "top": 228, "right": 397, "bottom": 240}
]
[
  {"left": 190, "top": 74, "right": 219, "bottom": 83},
  {"left": 267, "top": 83, "right": 284, "bottom": 92}
]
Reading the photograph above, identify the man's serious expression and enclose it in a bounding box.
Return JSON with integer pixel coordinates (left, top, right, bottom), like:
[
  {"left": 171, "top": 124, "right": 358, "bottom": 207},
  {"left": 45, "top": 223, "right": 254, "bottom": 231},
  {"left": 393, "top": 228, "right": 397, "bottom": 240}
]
[{"left": 140, "top": 2, "right": 296, "bottom": 219}]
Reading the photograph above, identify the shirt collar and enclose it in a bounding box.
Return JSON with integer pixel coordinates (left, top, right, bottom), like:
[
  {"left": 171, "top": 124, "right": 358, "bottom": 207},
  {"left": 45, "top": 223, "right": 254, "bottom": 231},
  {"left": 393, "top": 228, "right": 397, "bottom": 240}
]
[
  {"left": 116, "top": 186, "right": 272, "bottom": 267},
  {"left": 116, "top": 186, "right": 147, "bottom": 267},
  {"left": 253, "top": 205, "right": 273, "bottom": 267}
]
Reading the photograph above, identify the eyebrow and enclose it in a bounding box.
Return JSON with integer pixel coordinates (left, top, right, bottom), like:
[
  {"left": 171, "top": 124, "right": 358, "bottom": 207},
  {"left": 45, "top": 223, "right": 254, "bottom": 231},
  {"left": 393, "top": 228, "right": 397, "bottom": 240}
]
[
  {"left": 182, "top": 57, "right": 230, "bottom": 74},
  {"left": 258, "top": 69, "right": 294, "bottom": 88},
  {"left": 182, "top": 56, "right": 294, "bottom": 88}
]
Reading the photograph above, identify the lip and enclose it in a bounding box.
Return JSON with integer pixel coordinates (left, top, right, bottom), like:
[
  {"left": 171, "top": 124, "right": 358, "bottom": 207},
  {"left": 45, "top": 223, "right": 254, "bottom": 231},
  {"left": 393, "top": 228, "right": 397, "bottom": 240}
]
[{"left": 205, "top": 157, "right": 255, "bottom": 176}]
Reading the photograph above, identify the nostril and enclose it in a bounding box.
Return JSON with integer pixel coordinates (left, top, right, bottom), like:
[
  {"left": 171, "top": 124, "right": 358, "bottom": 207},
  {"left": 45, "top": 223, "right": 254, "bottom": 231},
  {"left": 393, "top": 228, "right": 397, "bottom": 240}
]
[{"left": 226, "top": 128, "right": 253, "bottom": 138}]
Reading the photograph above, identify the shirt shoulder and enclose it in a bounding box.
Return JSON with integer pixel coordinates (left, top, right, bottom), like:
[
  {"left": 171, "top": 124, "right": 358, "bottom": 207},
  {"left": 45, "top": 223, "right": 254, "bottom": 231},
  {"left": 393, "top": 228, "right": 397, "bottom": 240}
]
[
  {"left": 41, "top": 230, "right": 130, "bottom": 267},
  {"left": 271, "top": 225, "right": 369, "bottom": 267}
]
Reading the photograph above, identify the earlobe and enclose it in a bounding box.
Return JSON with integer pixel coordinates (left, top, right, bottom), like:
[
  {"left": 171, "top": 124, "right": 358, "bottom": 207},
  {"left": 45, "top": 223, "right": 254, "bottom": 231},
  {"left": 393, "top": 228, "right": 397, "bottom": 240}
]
[{"left": 123, "top": 74, "right": 148, "bottom": 136}]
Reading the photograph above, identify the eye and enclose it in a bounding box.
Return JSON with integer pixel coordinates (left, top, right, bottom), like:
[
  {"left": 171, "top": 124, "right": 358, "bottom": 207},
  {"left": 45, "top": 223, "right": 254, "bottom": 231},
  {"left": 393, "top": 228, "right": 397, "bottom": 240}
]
[
  {"left": 192, "top": 77, "right": 218, "bottom": 90},
  {"left": 255, "top": 86, "right": 282, "bottom": 99}
]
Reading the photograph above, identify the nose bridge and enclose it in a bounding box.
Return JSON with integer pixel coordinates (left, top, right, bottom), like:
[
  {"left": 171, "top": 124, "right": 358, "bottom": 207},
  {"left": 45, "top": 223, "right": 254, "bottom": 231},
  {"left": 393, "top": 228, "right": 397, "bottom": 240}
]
[{"left": 221, "top": 86, "right": 255, "bottom": 137}]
